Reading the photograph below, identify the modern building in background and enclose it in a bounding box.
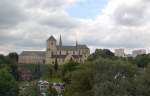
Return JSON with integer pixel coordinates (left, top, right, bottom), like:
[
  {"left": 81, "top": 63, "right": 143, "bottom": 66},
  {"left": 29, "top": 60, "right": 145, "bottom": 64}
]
[
  {"left": 132, "top": 49, "right": 146, "bottom": 57},
  {"left": 18, "top": 35, "right": 90, "bottom": 64},
  {"left": 114, "top": 48, "right": 147, "bottom": 58},
  {"left": 114, "top": 48, "right": 125, "bottom": 57}
]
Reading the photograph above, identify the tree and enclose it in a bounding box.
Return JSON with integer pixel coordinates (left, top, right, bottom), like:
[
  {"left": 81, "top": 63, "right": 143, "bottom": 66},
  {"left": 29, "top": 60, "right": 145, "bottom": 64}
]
[
  {"left": 48, "top": 65, "right": 54, "bottom": 78},
  {"left": 88, "top": 49, "right": 115, "bottom": 61},
  {"left": 64, "top": 63, "right": 94, "bottom": 96},
  {"left": 61, "top": 61, "right": 80, "bottom": 83},
  {"left": 47, "top": 86, "right": 58, "bottom": 96},
  {"left": 54, "top": 58, "right": 58, "bottom": 72},
  {"left": 135, "top": 65, "right": 150, "bottom": 96},
  {"left": 94, "top": 58, "right": 138, "bottom": 96},
  {"left": 33, "top": 64, "right": 41, "bottom": 79},
  {"left": 0, "top": 53, "right": 19, "bottom": 80},
  {"left": 0, "top": 68, "right": 19, "bottom": 96},
  {"left": 134, "top": 54, "right": 150, "bottom": 68},
  {"left": 19, "top": 82, "right": 38, "bottom": 96},
  {"left": 8, "top": 52, "right": 18, "bottom": 63}
]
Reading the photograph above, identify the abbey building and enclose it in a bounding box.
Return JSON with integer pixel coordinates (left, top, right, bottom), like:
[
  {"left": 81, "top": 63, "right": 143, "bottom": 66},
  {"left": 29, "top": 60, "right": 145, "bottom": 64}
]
[{"left": 18, "top": 35, "right": 90, "bottom": 64}]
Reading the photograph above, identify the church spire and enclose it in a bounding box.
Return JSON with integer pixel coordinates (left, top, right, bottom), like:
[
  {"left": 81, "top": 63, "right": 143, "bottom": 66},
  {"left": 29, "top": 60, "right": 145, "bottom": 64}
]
[
  {"left": 76, "top": 40, "right": 78, "bottom": 50},
  {"left": 76, "top": 40, "right": 78, "bottom": 47},
  {"left": 59, "top": 35, "right": 62, "bottom": 47}
]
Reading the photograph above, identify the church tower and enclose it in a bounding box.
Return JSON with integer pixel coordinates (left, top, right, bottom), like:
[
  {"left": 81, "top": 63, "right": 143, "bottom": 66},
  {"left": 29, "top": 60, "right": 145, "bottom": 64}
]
[
  {"left": 47, "top": 35, "right": 57, "bottom": 51},
  {"left": 46, "top": 35, "right": 57, "bottom": 64}
]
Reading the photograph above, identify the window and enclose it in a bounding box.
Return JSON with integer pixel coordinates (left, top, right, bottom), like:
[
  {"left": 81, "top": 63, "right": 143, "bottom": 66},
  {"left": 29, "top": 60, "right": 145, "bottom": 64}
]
[
  {"left": 51, "top": 42, "right": 53, "bottom": 45},
  {"left": 60, "top": 51, "right": 61, "bottom": 55},
  {"left": 66, "top": 51, "right": 69, "bottom": 55},
  {"left": 73, "top": 51, "right": 75, "bottom": 55}
]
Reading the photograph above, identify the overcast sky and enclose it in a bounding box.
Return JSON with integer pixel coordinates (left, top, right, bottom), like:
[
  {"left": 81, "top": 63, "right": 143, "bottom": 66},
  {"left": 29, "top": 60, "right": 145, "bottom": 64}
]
[{"left": 0, "top": 0, "right": 150, "bottom": 54}]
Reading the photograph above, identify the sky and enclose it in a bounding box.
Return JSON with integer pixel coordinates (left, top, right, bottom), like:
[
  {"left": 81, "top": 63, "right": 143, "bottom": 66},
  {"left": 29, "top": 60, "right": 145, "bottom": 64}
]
[{"left": 0, "top": 0, "right": 150, "bottom": 55}]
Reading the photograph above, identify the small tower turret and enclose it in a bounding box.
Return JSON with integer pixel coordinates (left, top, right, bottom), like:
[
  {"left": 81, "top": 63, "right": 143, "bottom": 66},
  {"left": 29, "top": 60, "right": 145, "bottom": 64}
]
[{"left": 46, "top": 35, "right": 57, "bottom": 64}]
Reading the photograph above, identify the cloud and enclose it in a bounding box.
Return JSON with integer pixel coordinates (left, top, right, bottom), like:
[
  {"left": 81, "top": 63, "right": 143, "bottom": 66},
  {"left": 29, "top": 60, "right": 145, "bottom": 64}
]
[
  {"left": 73, "top": 0, "right": 150, "bottom": 50},
  {"left": 38, "top": 12, "right": 79, "bottom": 29},
  {"left": 0, "top": 0, "right": 27, "bottom": 29},
  {"left": 0, "top": 0, "right": 150, "bottom": 54},
  {"left": 112, "top": 0, "right": 147, "bottom": 27}
]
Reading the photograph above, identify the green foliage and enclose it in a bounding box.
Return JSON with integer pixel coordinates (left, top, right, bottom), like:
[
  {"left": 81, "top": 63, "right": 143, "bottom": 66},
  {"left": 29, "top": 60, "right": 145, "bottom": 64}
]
[
  {"left": 94, "top": 58, "right": 138, "bottom": 96},
  {"left": 18, "top": 82, "right": 38, "bottom": 96},
  {"left": 18, "top": 64, "right": 49, "bottom": 80},
  {"left": 61, "top": 61, "right": 80, "bottom": 83},
  {"left": 134, "top": 54, "right": 150, "bottom": 68},
  {"left": 54, "top": 58, "right": 58, "bottom": 72},
  {"left": 8, "top": 52, "right": 18, "bottom": 63},
  {"left": 0, "top": 54, "right": 19, "bottom": 80},
  {"left": 64, "top": 49, "right": 150, "bottom": 96},
  {"left": 0, "top": 68, "right": 18, "bottom": 96},
  {"left": 64, "top": 63, "right": 94, "bottom": 96},
  {"left": 88, "top": 49, "right": 115, "bottom": 61},
  {"left": 135, "top": 65, "right": 150, "bottom": 96},
  {"left": 47, "top": 86, "right": 58, "bottom": 96}
]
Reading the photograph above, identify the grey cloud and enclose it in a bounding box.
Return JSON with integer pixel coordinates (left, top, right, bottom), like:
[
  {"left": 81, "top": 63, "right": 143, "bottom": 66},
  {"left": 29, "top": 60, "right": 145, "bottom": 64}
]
[
  {"left": 0, "top": 32, "right": 45, "bottom": 49},
  {"left": 113, "top": 3, "right": 146, "bottom": 26},
  {"left": 39, "top": 15, "right": 79, "bottom": 29},
  {"left": 0, "top": 0, "right": 27, "bottom": 29},
  {"left": 0, "top": 0, "right": 150, "bottom": 54},
  {"left": 25, "top": 0, "right": 71, "bottom": 10}
]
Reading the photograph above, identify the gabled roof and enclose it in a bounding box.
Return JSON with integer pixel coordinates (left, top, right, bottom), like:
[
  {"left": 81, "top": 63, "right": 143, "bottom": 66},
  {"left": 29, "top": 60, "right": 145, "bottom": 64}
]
[
  {"left": 20, "top": 51, "right": 45, "bottom": 56},
  {"left": 47, "top": 36, "right": 56, "bottom": 41}
]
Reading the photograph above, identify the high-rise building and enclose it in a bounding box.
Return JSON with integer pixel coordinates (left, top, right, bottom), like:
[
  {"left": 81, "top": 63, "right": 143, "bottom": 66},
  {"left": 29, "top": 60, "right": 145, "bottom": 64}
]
[
  {"left": 114, "top": 48, "right": 125, "bottom": 57},
  {"left": 132, "top": 49, "right": 146, "bottom": 57}
]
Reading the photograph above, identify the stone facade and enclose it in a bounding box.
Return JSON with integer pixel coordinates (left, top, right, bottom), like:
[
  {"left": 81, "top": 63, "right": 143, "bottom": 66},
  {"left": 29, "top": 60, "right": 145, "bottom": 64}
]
[{"left": 18, "top": 35, "right": 90, "bottom": 64}]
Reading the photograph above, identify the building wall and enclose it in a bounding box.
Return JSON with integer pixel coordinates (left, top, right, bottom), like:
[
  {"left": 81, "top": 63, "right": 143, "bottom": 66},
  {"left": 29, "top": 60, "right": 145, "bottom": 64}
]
[
  {"left": 18, "top": 55, "right": 45, "bottom": 64},
  {"left": 19, "top": 36, "right": 90, "bottom": 65},
  {"left": 132, "top": 49, "right": 146, "bottom": 57},
  {"left": 115, "top": 49, "right": 125, "bottom": 57},
  {"left": 45, "top": 48, "right": 90, "bottom": 64}
]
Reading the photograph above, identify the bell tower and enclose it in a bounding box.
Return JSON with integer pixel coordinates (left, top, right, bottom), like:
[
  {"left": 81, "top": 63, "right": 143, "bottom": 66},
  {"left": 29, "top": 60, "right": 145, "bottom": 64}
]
[
  {"left": 47, "top": 35, "right": 57, "bottom": 51},
  {"left": 46, "top": 35, "right": 57, "bottom": 64}
]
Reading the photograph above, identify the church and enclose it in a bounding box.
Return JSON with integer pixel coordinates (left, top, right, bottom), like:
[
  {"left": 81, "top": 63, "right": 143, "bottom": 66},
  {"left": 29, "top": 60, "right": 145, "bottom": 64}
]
[{"left": 18, "top": 35, "right": 90, "bottom": 65}]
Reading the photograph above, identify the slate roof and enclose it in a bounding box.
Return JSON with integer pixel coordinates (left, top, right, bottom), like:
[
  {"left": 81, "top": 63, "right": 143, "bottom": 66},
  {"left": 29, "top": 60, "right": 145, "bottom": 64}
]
[
  {"left": 57, "top": 44, "right": 88, "bottom": 50},
  {"left": 20, "top": 51, "right": 45, "bottom": 56},
  {"left": 52, "top": 55, "right": 82, "bottom": 59}
]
